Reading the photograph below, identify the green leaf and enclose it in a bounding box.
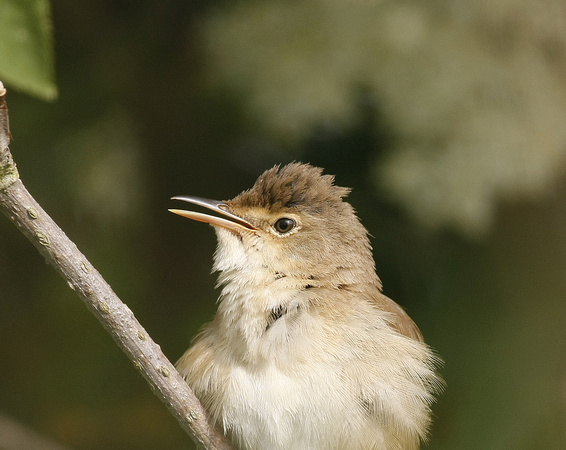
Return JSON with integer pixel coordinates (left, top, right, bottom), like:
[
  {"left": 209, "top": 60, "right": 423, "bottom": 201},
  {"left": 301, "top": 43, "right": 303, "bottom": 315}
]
[{"left": 0, "top": 0, "right": 57, "bottom": 101}]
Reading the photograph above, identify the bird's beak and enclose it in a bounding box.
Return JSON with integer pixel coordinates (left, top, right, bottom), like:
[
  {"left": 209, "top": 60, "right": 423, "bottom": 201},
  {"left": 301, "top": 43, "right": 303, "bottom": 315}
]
[{"left": 169, "top": 196, "right": 257, "bottom": 233}]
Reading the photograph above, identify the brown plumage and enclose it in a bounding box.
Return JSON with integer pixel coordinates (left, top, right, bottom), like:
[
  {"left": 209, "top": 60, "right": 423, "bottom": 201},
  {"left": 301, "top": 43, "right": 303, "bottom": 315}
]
[
  {"left": 171, "top": 163, "right": 442, "bottom": 450},
  {"left": 230, "top": 164, "right": 350, "bottom": 212}
]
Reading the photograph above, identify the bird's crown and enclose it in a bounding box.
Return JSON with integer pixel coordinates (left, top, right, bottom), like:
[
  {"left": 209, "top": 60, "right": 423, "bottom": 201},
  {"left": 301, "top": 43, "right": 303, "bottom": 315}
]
[{"left": 229, "top": 163, "right": 351, "bottom": 214}]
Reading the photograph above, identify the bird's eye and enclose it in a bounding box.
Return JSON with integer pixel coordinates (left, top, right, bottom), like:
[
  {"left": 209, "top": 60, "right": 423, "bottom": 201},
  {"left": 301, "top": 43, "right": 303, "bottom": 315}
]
[{"left": 274, "top": 217, "right": 296, "bottom": 234}]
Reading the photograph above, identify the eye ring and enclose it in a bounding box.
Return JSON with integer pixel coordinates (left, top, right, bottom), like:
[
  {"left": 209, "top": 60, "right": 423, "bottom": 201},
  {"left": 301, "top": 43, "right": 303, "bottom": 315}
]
[{"left": 273, "top": 217, "right": 296, "bottom": 234}]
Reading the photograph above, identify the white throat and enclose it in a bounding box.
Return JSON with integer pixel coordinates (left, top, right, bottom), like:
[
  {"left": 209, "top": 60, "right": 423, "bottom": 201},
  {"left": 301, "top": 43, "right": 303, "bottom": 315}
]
[{"left": 211, "top": 228, "right": 313, "bottom": 363}]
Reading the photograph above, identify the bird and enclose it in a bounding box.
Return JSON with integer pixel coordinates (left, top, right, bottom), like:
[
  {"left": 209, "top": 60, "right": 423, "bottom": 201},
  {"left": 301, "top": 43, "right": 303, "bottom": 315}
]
[{"left": 170, "top": 162, "right": 442, "bottom": 450}]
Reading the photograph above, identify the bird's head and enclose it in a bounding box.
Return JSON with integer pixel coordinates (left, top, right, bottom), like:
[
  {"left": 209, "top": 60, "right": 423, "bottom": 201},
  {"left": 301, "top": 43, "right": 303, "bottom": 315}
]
[{"left": 170, "top": 163, "right": 379, "bottom": 290}]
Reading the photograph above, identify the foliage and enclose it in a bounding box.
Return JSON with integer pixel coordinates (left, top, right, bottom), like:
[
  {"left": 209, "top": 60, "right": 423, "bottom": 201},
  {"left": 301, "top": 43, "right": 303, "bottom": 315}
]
[
  {"left": 201, "top": 0, "right": 566, "bottom": 236},
  {"left": 0, "top": 0, "right": 56, "bottom": 100}
]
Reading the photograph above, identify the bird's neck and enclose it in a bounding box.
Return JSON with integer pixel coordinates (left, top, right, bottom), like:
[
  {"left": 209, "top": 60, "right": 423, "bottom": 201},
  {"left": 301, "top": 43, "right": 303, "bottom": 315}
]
[
  {"left": 211, "top": 248, "right": 381, "bottom": 366},
  {"left": 213, "top": 261, "right": 312, "bottom": 361}
]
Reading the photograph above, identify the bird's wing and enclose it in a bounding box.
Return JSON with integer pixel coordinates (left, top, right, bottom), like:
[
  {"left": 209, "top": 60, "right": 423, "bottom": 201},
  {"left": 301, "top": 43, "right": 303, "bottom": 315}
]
[{"left": 375, "top": 294, "right": 424, "bottom": 342}]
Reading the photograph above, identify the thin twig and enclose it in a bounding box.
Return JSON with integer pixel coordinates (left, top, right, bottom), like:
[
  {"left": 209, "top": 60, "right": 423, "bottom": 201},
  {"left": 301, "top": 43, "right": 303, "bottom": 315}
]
[{"left": 0, "top": 82, "right": 232, "bottom": 450}]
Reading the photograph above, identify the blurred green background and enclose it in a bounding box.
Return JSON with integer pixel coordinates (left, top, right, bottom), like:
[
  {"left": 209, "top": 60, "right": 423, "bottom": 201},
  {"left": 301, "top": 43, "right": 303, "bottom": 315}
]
[{"left": 1, "top": 1, "right": 566, "bottom": 449}]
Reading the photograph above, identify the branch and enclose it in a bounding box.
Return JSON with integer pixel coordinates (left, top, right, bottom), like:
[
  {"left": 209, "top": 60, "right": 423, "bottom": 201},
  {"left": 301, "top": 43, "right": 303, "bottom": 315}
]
[{"left": 0, "top": 82, "right": 232, "bottom": 450}]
